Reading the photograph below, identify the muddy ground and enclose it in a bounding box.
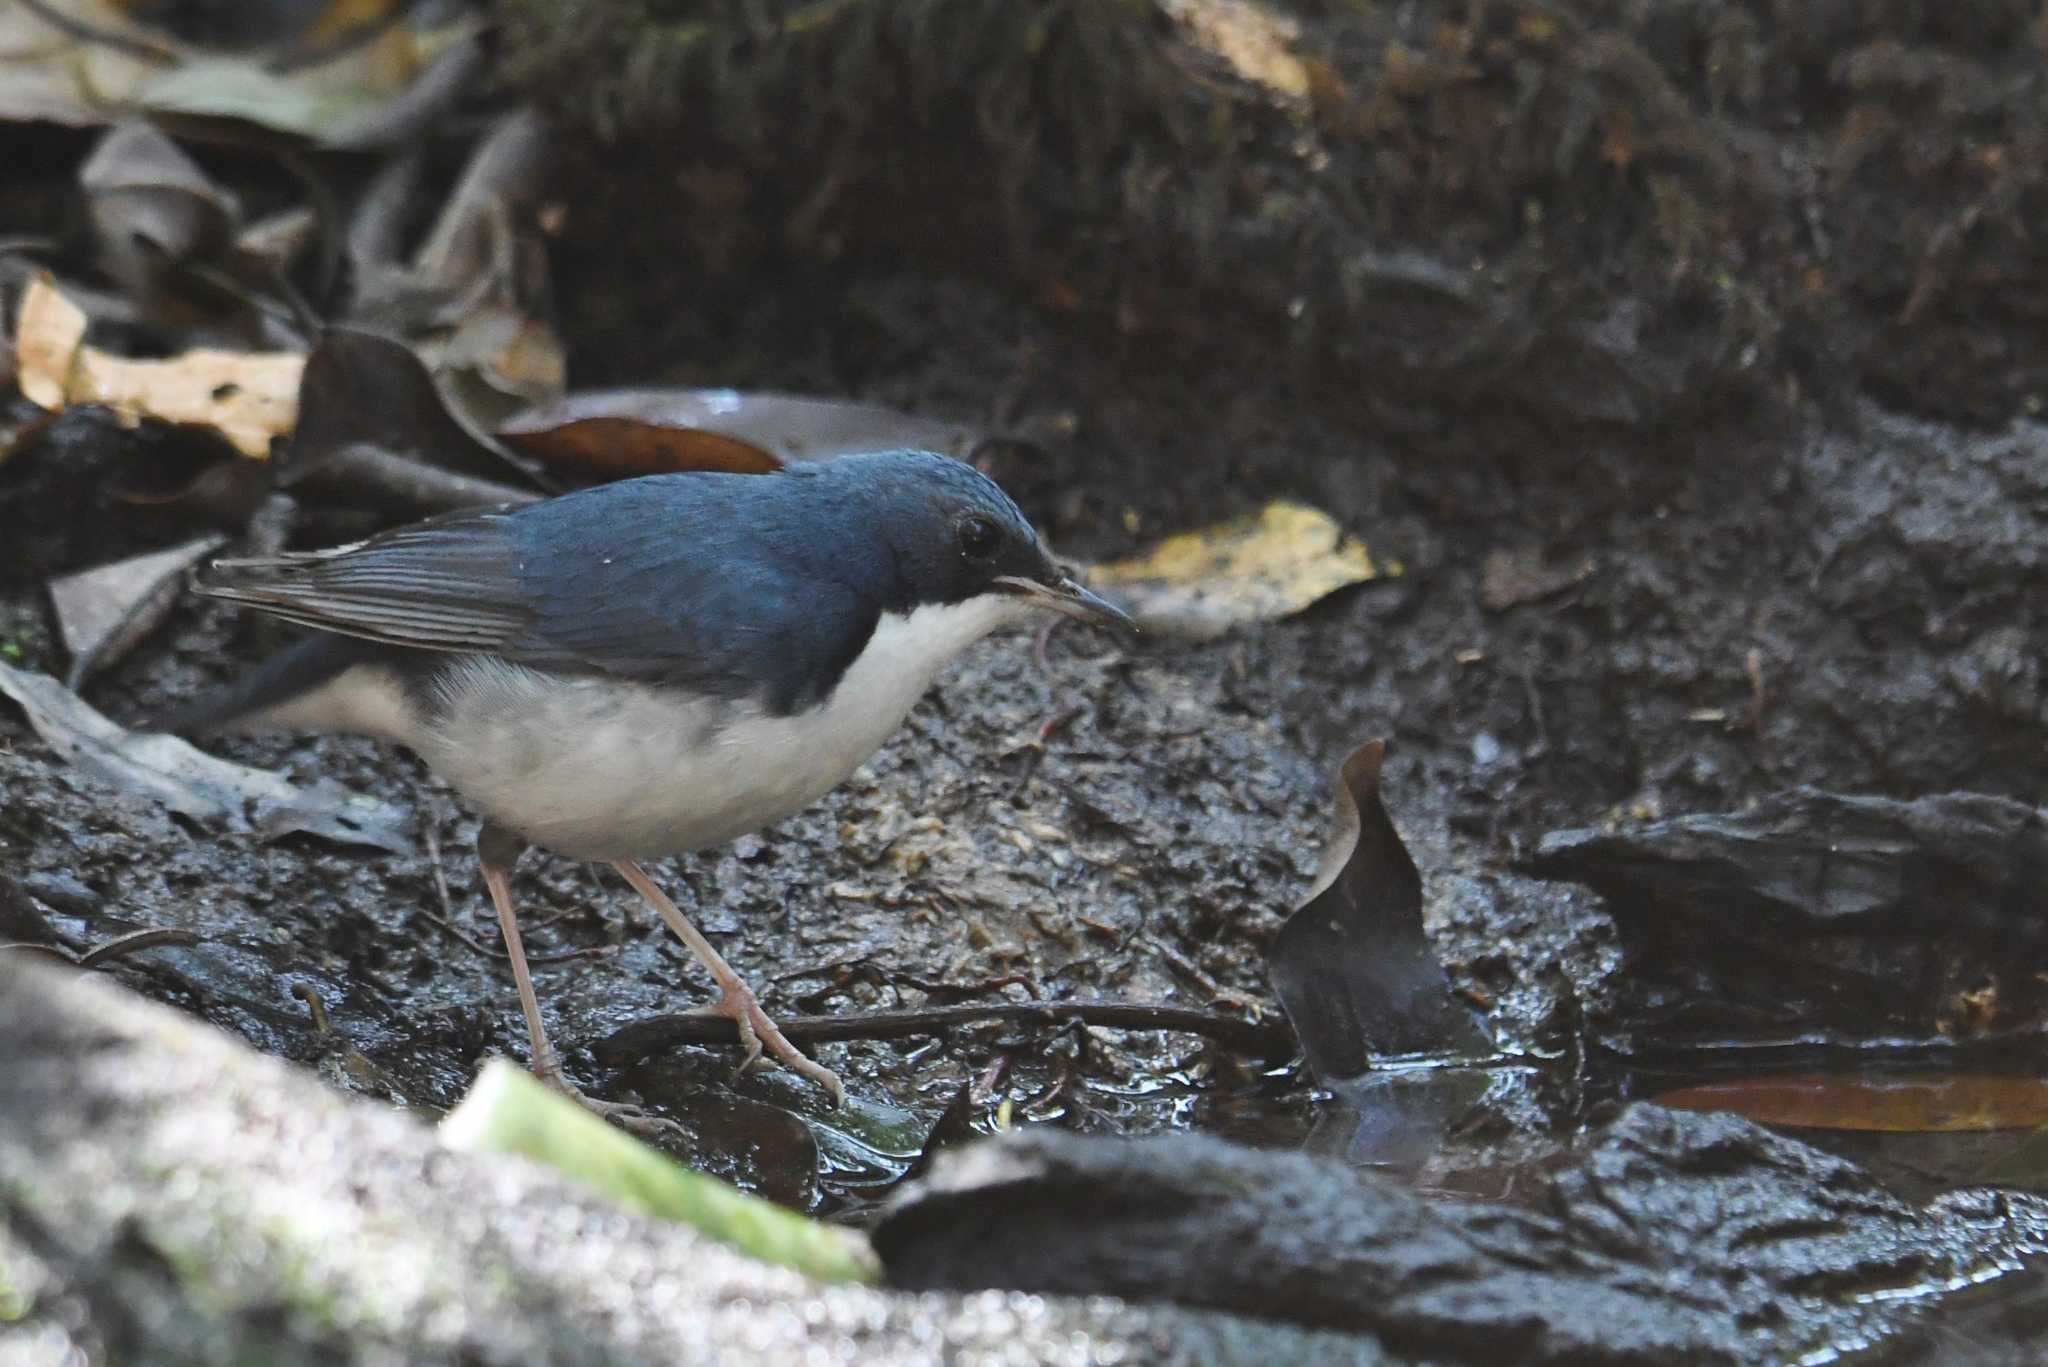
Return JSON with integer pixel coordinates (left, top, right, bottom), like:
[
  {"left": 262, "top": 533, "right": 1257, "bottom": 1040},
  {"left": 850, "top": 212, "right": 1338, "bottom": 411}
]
[{"left": 6, "top": 0, "right": 2048, "bottom": 1359}]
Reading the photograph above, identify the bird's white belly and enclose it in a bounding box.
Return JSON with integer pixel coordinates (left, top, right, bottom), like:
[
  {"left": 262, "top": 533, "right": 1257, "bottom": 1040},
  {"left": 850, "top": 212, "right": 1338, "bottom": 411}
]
[{"left": 416, "top": 597, "right": 1026, "bottom": 860}]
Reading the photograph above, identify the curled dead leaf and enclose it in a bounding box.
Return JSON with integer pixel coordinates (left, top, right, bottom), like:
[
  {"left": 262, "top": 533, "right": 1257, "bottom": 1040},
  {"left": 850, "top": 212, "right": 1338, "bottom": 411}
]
[
  {"left": 79, "top": 121, "right": 241, "bottom": 298},
  {"left": 284, "top": 327, "right": 544, "bottom": 512},
  {"left": 1085, "top": 501, "right": 1392, "bottom": 640},
  {"left": 1268, "top": 741, "right": 1490, "bottom": 1082}
]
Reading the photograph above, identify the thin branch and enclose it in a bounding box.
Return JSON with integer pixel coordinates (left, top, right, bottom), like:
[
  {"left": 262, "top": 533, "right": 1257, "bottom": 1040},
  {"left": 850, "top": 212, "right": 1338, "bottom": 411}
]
[
  {"left": 4, "top": 927, "right": 201, "bottom": 968},
  {"left": 592, "top": 998, "right": 1300, "bottom": 1065},
  {"left": 77, "top": 927, "right": 200, "bottom": 967}
]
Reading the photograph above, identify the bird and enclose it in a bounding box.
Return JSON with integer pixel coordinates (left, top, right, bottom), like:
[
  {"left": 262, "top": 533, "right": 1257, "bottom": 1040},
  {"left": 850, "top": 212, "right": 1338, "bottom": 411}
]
[{"left": 167, "top": 449, "right": 1131, "bottom": 1122}]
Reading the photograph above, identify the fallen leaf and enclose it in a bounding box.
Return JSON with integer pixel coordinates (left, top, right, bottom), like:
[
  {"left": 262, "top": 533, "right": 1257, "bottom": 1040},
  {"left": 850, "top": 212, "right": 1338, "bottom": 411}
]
[
  {"left": 406, "top": 106, "right": 556, "bottom": 299},
  {"left": 0, "top": 660, "right": 410, "bottom": 853},
  {"left": 13, "top": 273, "right": 302, "bottom": 457},
  {"left": 1478, "top": 545, "right": 1594, "bottom": 611},
  {"left": 48, "top": 534, "right": 224, "bottom": 687},
  {"left": 285, "top": 326, "right": 545, "bottom": 503},
  {"left": 433, "top": 304, "right": 568, "bottom": 427},
  {"left": 79, "top": 121, "right": 240, "bottom": 302},
  {"left": 0, "top": 2, "right": 168, "bottom": 128},
  {"left": 1654, "top": 1073, "right": 2048, "bottom": 1133},
  {"left": 67, "top": 345, "right": 303, "bottom": 456},
  {"left": 230, "top": 205, "right": 318, "bottom": 278},
  {"left": 498, "top": 390, "right": 984, "bottom": 479},
  {"left": 14, "top": 272, "right": 89, "bottom": 409},
  {"left": 498, "top": 408, "right": 783, "bottom": 478},
  {"left": 1085, "top": 501, "right": 1392, "bottom": 641},
  {"left": 0, "top": 0, "right": 472, "bottom": 143},
  {"left": 1160, "top": 0, "right": 1311, "bottom": 103},
  {"left": 1268, "top": 741, "right": 1491, "bottom": 1082},
  {"left": 441, "top": 1060, "right": 879, "bottom": 1282}
]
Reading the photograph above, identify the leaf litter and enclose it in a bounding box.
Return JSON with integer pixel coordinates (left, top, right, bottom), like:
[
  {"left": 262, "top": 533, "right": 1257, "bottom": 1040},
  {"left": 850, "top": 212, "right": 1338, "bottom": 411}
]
[
  {"left": 47, "top": 533, "right": 224, "bottom": 686},
  {"left": 0, "top": 0, "right": 476, "bottom": 145},
  {"left": 0, "top": 658, "right": 410, "bottom": 853}
]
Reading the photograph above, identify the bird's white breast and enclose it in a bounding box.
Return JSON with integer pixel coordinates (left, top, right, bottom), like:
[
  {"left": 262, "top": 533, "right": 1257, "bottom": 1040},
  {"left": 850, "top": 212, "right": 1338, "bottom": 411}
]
[{"left": 408, "top": 592, "right": 1029, "bottom": 860}]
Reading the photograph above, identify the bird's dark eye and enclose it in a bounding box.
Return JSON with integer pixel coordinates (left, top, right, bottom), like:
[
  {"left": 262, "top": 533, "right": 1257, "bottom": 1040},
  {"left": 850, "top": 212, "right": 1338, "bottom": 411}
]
[{"left": 958, "top": 515, "right": 1001, "bottom": 560}]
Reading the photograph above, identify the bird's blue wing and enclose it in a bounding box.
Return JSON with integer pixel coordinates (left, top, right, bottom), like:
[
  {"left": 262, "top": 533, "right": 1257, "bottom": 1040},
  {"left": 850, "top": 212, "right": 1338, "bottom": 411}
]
[
  {"left": 198, "top": 474, "right": 880, "bottom": 715},
  {"left": 196, "top": 506, "right": 530, "bottom": 649},
  {"left": 504, "top": 476, "right": 881, "bottom": 713}
]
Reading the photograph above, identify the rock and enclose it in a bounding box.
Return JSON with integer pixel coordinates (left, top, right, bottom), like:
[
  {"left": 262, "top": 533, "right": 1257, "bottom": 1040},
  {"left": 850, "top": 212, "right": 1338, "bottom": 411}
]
[
  {"left": 0, "top": 959, "right": 1378, "bottom": 1366},
  {"left": 876, "top": 1109, "right": 2048, "bottom": 1364},
  {"left": 1526, "top": 787, "right": 2048, "bottom": 1041}
]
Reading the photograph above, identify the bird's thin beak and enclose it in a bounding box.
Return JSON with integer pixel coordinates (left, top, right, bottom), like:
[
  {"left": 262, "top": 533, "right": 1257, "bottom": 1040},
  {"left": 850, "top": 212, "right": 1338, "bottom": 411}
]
[{"left": 994, "top": 574, "right": 1136, "bottom": 632}]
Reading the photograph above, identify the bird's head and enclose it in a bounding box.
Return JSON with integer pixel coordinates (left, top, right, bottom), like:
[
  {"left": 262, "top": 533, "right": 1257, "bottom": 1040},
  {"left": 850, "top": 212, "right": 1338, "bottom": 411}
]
[{"left": 816, "top": 451, "right": 1132, "bottom": 632}]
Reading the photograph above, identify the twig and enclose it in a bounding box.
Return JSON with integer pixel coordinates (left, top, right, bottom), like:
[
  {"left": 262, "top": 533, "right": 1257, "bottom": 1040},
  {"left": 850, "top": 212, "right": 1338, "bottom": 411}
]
[
  {"left": 1744, "top": 647, "right": 1768, "bottom": 733},
  {"left": 1144, "top": 934, "right": 1225, "bottom": 998},
  {"left": 592, "top": 997, "right": 1299, "bottom": 1065},
  {"left": 76, "top": 927, "right": 200, "bottom": 968},
  {"left": 3, "top": 927, "right": 202, "bottom": 968},
  {"left": 292, "top": 980, "right": 333, "bottom": 1033},
  {"left": 423, "top": 820, "right": 457, "bottom": 924},
  {"left": 415, "top": 837, "right": 614, "bottom": 969},
  {"left": 417, "top": 902, "right": 611, "bottom": 966}
]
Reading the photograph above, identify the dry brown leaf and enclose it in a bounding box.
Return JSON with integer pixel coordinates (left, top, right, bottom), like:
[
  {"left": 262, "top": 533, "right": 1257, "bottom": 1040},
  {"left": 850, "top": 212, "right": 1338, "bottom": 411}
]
[
  {"left": 1084, "top": 501, "right": 1394, "bottom": 640},
  {"left": 13, "top": 274, "right": 302, "bottom": 458},
  {"left": 498, "top": 390, "right": 981, "bottom": 479}
]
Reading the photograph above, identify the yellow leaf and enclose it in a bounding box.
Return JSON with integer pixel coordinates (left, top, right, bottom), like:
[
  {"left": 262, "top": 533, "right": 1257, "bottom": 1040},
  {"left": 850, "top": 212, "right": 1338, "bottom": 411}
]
[
  {"left": 13, "top": 274, "right": 302, "bottom": 458},
  {"left": 70, "top": 347, "right": 303, "bottom": 458},
  {"left": 14, "top": 274, "right": 88, "bottom": 410},
  {"left": 1085, "top": 501, "right": 1392, "bottom": 640}
]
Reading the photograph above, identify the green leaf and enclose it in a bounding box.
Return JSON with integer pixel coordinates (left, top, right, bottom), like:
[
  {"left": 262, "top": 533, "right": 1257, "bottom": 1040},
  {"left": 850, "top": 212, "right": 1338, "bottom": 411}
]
[{"left": 439, "top": 1060, "right": 878, "bottom": 1283}]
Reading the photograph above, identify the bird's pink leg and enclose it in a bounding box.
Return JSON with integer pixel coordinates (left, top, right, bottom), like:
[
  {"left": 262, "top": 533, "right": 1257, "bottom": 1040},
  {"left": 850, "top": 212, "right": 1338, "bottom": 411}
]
[{"left": 611, "top": 859, "right": 846, "bottom": 1106}]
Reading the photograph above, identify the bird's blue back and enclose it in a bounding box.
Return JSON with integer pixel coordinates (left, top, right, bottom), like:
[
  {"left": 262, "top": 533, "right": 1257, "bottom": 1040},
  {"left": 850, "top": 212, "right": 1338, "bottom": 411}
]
[{"left": 501, "top": 451, "right": 1028, "bottom": 712}]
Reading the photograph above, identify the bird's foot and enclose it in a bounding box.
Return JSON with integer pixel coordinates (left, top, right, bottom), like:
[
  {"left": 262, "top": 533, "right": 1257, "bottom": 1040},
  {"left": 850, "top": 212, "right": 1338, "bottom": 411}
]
[
  {"left": 536, "top": 1064, "right": 685, "bottom": 1139},
  {"left": 689, "top": 987, "right": 845, "bottom": 1107}
]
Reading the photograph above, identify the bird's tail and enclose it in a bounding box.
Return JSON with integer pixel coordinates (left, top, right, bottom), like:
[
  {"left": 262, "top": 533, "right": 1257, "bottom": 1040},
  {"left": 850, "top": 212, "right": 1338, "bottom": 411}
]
[{"left": 147, "top": 632, "right": 368, "bottom": 736}]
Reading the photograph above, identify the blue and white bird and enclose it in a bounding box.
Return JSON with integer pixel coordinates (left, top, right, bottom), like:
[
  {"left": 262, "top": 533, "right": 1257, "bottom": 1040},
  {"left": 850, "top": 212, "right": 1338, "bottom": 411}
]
[{"left": 175, "top": 450, "right": 1131, "bottom": 1119}]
